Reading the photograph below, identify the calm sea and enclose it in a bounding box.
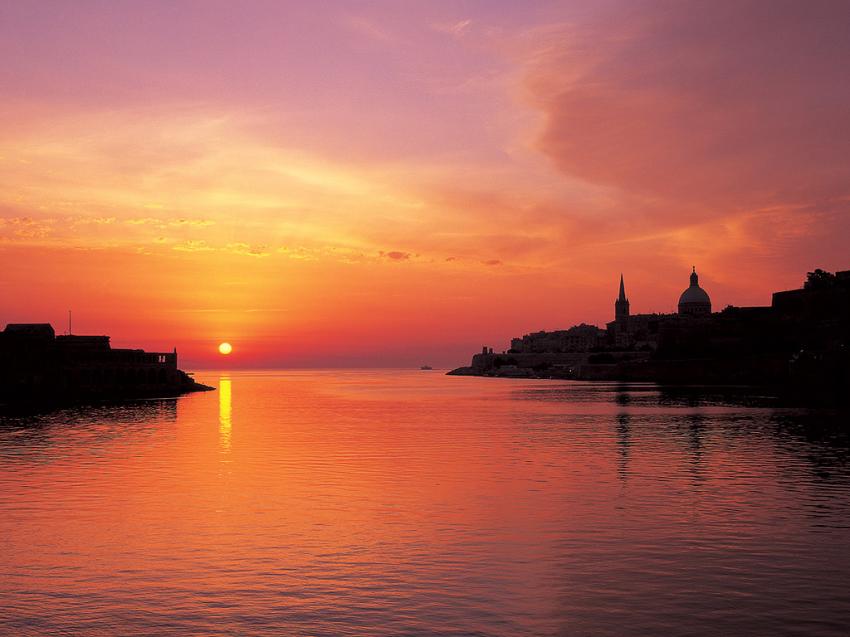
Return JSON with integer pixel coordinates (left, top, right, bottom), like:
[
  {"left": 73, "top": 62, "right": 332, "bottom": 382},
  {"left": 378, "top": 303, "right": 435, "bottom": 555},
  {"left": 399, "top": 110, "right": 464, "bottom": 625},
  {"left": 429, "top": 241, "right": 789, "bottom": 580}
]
[{"left": 1, "top": 371, "right": 848, "bottom": 636}]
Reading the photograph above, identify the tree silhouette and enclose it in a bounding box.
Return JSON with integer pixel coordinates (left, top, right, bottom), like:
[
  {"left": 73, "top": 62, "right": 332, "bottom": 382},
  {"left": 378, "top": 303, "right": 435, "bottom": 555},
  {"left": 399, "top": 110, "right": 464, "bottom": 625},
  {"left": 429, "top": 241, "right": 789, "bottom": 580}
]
[{"left": 805, "top": 269, "right": 835, "bottom": 290}]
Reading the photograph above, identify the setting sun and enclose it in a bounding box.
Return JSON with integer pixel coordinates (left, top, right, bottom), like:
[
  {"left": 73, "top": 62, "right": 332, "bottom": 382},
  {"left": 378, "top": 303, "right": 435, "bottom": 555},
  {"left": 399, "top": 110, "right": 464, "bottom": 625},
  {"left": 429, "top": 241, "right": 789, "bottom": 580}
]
[{"left": 1, "top": 3, "right": 849, "bottom": 635}]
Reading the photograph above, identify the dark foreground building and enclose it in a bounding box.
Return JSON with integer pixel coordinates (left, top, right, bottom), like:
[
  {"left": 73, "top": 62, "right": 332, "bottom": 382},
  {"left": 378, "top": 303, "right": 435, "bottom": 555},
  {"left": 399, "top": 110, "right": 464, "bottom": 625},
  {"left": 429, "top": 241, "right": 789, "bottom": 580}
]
[
  {"left": 450, "top": 268, "right": 850, "bottom": 404},
  {"left": 0, "top": 324, "right": 213, "bottom": 409}
]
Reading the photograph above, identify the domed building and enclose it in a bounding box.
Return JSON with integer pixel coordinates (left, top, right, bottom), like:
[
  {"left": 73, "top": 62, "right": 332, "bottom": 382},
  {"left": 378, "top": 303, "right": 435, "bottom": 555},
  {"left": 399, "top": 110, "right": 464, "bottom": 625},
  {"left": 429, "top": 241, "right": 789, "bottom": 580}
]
[{"left": 678, "top": 267, "right": 712, "bottom": 316}]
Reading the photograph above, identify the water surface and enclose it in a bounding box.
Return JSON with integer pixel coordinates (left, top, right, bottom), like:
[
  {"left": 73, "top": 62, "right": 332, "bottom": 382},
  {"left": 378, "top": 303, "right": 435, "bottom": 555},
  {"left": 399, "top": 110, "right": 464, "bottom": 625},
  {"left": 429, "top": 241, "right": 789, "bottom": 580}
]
[{"left": 1, "top": 371, "right": 848, "bottom": 636}]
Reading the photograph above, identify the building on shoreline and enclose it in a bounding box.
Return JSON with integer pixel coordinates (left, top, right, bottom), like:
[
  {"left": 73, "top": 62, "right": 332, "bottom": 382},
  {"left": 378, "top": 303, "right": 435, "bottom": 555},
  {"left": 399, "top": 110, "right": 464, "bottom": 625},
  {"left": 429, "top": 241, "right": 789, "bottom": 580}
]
[
  {"left": 0, "top": 324, "right": 212, "bottom": 407},
  {"left": 450, "top": 267, "right": 850, "bottom": 402},
  {"left": 508, "top": 269, "right": 713, "bottom": 355},
  {"left": 510, "top": 324, "right": 605, "bottom": 354},
  {"left": 678, "top": 267, "right": 712, "bottom": 316}
]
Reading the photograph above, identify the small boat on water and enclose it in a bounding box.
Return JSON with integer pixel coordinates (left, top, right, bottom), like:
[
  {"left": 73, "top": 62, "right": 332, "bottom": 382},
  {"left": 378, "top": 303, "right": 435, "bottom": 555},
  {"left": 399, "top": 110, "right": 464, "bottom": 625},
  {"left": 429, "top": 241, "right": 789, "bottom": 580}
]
[{"left": 420, "top": 365, "right": 433, "bottom": 370}]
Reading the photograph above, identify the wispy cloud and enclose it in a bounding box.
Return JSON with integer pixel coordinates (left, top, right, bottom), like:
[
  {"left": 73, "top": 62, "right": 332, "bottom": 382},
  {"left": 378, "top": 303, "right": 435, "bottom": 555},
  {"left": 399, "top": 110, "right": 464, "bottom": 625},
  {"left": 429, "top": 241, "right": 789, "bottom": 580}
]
[
  {"left": 226, "top": 242, "right": 270, "bottom": 258},
  {"left": 172, "top": 240, "right": 213, "bottom": 252},
  {"left": 340, "top": 14, "right": 396, "bottom": 43},
  {"left": 433, "top": 19, "right": 472, "bottom": 38},
  {"left": 380, "top": 250, "right": 411, "bottom": 261}
]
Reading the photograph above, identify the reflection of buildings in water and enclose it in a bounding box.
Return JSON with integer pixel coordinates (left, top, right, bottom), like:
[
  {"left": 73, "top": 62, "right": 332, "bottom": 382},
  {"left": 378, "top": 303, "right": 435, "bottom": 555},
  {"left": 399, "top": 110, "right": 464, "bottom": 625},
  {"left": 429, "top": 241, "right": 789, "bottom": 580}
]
[
  {"left": 658, "top": 386, "right": 708, "bottom": 408},
  {"left": 616, "top": 413, "right": 630, "bottom": 482},
  {"left": 0, "top": 398, "right": 179, "bottom": 433},
  {"left": 0, "top": 398, "right": 180, "bottom": 460},
  {"left": 685, "top": 413, "right": 707, "bottom": 485},
  {"left": 80, "top": 398, "right": 180, "bottom": 424},
  {"left": 615, "top": 386, "right": 632, "bottom": 483},
  {"left": 149, "top": 399, "right": 179, "bottom": 423},
  {"left": 612, "top": 408, "right": 707, "bottom": 485},
  {"left": 219, "top": 377, "right": 232, "bottom": 452},
  {"left": 771, "top": 412, "right": 850, "bottom": 489}
]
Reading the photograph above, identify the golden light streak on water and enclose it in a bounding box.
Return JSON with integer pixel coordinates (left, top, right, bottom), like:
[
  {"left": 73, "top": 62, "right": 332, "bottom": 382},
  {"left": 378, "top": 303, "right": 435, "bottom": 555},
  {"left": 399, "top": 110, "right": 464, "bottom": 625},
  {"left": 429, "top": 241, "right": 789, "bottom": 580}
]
[
  {"left": 218, "top": 376, "right": 232, "bottom": 453},
  {"left": 0, "top": 371, "right": 849, "bottom": 636}
]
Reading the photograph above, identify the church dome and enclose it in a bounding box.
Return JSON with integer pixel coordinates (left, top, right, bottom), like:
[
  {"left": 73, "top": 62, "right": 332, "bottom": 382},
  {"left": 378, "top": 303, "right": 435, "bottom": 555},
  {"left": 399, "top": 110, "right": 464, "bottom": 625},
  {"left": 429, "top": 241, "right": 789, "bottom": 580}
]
[
  {"left": 678, "top": 268, "right": 711, "bottom": 316},
  {"left": 679, "top": 285, "right": 710, "bottom": 305}
]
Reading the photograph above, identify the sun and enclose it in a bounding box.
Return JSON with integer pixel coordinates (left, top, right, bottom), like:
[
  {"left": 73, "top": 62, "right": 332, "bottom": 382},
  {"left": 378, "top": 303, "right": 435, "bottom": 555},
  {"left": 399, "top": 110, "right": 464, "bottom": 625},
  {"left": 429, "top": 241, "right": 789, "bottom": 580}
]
[{"left": 218, "top": 342, "right": 233, "bottom": 355}]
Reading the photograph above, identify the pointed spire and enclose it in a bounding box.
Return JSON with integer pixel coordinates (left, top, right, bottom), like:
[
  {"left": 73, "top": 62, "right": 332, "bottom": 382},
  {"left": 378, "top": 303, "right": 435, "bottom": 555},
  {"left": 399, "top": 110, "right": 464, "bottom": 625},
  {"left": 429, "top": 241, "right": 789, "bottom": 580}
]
[{"left": 615, "top": 273, "right": 630, "bottom": 321}]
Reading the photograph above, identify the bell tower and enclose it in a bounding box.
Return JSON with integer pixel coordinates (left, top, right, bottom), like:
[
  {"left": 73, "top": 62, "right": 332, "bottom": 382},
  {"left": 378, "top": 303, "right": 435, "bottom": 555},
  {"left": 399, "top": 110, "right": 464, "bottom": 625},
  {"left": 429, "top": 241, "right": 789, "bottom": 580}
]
[{"left": 615, "top": 274, "right": 630, "bottom": 322}]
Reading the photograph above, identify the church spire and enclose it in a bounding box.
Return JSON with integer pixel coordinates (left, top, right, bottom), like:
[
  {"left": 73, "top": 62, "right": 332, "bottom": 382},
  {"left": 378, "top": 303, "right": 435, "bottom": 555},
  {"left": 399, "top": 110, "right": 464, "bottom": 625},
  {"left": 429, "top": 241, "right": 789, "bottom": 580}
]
[{"left": 615, "top": 273, "right": 630, "bottom": 321}]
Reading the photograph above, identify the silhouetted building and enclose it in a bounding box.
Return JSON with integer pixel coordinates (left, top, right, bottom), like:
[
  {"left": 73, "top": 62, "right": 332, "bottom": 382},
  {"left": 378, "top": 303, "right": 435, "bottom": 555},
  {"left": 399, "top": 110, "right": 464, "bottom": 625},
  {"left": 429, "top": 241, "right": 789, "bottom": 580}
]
[
  {"left": 508, "top": 269, "right": 713, "bottom": 354},
  {"left": 452, "top": 266, "right": 849, "bottom": 404},
  {"left": 510, "top": 324, "right": 605, "bottom": 353},
  {"left": 0, "top": 324, "right": 211, "bottom": 408},
  {"left": 3, "top": 323, "right": 55, "bottom": 340},
  {"left": 615, "top": 274, "right": 629, "bottom": 322},
  {"left": 678, "top": 267, "right": 712, "bottom": 316},
  {"left": 607, "top": 274, "right": 634, "bottom": 348},
  {"left": 772, "top": 269, "right": 850, "bottom": 321},
  {"left": 606, "top": 275, "right": 679, "bottom": 349}
]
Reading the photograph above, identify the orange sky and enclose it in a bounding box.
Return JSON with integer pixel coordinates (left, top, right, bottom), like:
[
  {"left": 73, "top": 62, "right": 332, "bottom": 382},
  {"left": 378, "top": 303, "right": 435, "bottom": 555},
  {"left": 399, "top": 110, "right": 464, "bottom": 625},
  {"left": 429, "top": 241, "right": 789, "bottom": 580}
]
[{"left": 1, "top": 1, "right": 848, "bottom": 367}]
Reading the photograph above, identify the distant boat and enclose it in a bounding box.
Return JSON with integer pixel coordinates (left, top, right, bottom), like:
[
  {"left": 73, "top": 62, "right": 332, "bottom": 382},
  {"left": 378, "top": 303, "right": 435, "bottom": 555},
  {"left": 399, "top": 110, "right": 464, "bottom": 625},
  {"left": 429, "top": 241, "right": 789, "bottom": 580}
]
[{"left": 420, "top": 365, "right": 433, "bottom": 370}]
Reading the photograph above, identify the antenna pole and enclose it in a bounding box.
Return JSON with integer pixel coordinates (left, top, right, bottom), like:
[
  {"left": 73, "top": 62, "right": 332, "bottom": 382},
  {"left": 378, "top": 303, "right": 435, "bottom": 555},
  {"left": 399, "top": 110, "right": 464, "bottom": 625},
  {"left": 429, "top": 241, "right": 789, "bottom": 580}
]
[{"left": 68, "top": 310, "right": 72, "bottom": 335}]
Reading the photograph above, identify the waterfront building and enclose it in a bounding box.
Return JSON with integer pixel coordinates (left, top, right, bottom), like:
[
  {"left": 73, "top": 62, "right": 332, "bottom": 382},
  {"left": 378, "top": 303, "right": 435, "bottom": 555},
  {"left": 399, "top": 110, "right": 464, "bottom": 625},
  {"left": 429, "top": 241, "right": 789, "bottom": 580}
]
[
  {"left": 615, "top": 274, "right": 629, "bottom": 322},
  {"left": 510, "top": 324, "right": 605, "bottom": 354},
  {"left": 484, "top": 266, "right": 718, "bottom": 357},
  {"left": 678, "top": 267, "right": 712, "bottom": 316},
  {"left": 453, "top": 267, "right": 849, "bottom": 397},
  {"left": 0, "top": 324, "right": 210, "bottom": 405},
  {"left": 606, "top": 274, "right": 680, "bottom": 349}
]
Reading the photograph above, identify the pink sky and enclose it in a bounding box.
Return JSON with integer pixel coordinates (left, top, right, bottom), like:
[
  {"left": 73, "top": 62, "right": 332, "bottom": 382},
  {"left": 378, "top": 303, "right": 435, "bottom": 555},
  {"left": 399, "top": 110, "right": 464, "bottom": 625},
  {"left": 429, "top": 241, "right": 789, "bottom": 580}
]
[{"left": 1, "top": 1, "right": 848, "bottom": 367}]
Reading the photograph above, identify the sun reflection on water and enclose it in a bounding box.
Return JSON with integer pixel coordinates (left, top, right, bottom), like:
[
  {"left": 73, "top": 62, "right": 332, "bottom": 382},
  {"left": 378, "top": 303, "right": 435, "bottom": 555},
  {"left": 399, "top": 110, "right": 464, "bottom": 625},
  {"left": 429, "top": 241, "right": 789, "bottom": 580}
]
[
  {"left": 1, "top": 373, "right": 849, "bottom": 636},
  {"left": 219, "top": 376, "right": 232, "bottom": 452}
]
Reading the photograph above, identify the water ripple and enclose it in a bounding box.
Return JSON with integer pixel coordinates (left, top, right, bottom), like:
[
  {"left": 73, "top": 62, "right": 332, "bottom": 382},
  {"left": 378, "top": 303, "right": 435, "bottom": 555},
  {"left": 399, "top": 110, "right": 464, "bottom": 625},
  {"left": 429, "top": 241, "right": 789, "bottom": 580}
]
[{"left": 0, "top": 372, "right": 848, "bottom": 636}]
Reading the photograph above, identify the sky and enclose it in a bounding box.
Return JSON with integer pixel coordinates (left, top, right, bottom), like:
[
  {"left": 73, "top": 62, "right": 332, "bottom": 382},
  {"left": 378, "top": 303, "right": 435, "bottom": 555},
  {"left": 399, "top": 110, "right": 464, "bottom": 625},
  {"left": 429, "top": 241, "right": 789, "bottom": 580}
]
[{"left": 1, "top": 0, "right": 848, "bottom": 367}]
